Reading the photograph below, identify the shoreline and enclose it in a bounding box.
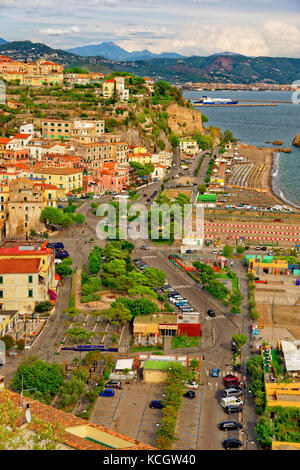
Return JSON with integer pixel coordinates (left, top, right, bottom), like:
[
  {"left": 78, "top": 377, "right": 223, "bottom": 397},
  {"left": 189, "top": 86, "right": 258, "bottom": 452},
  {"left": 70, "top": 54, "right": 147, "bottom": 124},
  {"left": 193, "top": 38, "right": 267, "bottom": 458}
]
[{"left": 238, "top": 143, "right": 299, "bottom": 211}]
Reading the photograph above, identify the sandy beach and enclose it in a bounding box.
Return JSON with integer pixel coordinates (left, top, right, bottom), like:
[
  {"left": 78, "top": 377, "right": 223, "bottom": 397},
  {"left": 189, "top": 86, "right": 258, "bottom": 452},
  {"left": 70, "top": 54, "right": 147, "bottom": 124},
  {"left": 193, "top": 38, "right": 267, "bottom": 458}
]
[{"left": 237, "top": 143, "right": 297, "bottom": 210}]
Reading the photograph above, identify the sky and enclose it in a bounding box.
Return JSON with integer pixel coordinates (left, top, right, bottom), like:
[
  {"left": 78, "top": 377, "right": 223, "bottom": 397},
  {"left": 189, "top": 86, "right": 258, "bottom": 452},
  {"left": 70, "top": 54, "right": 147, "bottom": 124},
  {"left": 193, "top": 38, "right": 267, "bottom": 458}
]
[{"left": 0, "top": 0, "right": 300, "bottom": 57}]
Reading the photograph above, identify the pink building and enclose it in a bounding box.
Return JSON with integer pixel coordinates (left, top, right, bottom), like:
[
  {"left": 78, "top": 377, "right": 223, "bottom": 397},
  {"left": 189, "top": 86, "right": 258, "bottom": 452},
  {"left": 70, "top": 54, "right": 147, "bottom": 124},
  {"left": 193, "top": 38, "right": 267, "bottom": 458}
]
[{"left": 83, "top": 162, "right": 129, "bottom": 193}]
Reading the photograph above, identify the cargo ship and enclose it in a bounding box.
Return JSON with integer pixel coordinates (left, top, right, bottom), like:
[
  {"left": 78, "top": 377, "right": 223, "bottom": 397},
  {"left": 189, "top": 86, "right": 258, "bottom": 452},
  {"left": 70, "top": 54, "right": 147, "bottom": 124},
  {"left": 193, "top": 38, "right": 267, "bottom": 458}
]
[{"left": 194, "top": 96, "right": 239, "bottom": 105}]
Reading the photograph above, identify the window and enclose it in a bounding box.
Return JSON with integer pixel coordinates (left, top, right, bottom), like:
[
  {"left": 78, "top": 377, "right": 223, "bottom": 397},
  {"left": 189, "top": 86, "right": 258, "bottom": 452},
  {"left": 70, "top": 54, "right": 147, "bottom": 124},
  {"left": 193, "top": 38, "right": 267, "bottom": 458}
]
[
  {"left": 28, "top": 275, "right": 33, "bottom": 283},
  {"left": 28, "top": 289, "right": 33, "bottom": 298},
  {"left": 0, "top": 276, "right": 3, "bottom": 284},
  {"left": 0, "top": 291, "right": 3, "bottom": 298}
]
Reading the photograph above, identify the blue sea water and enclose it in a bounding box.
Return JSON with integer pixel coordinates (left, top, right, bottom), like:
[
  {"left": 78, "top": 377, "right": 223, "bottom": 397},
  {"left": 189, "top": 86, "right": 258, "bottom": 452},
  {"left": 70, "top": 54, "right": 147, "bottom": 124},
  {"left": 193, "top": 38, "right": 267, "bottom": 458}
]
[{"left": 183, "top": 90, "right": 300, "bottom": 206}]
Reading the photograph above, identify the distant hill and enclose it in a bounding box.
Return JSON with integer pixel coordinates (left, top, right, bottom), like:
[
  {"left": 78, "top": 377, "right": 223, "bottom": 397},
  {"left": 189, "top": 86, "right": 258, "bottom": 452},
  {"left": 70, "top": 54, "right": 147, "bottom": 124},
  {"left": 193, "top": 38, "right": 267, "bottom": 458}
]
[
  {"left": 0, "top": 38, "right": 8, "bottom": 45},
  {"left": 0, "top": 40, "right": 299, "bottom": 84},
  {"left": 113, "top": 54, "right": 300, "bottom": 84},
  {"left": 66, "top": 41, "right": 184, "bottom": 61},
  {"left": 0, "top": 40, "right": 115, "bottom": 74}
]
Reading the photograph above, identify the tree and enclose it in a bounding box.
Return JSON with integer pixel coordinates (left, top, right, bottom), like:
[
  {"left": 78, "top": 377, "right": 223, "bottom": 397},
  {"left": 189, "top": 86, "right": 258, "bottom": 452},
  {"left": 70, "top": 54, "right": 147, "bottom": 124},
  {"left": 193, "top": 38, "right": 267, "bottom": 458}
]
[
  {"left": 115, "top": 297, "right": 157, "bottom": 318},
  {"left": 169, "top": 134, "right": 180, "bottom": 148},
  {"left": 222, "top": 245, "right": 234, "bottom": 258},
  {"left": 104, "top": 302, "right": 132, "bottom": 326},
  {"left": 232, "top": 334, "right": 247, "bottom": 351},
  {"left": 142, "top": 267, "right": 166, "bottom": 288},
  {"left": 2, "top": 335, "right": 15, "bottom": 350},
  {"left": 40, "top": 207, "right": 64, "bottom": 225},
  {"left": 66, "top": 327, "right": 94, "bottom": 344},
  {"left": 236, "top": 246, "right": 245, "bottom": 254},
  {"left": 55, "top": 258, "right": 73, "bottom": 278},
  {"left": 197, "top": 184, "right": 206, "bottom": 195},
  {"left": 11, "top": 357, "right": 65, "bottom": 403},
  {"left": 74, "top": 213, "right": 85, "bottom": 224},
  {"left": 35, "top": 301, "right": 53, "bottom": 313}
]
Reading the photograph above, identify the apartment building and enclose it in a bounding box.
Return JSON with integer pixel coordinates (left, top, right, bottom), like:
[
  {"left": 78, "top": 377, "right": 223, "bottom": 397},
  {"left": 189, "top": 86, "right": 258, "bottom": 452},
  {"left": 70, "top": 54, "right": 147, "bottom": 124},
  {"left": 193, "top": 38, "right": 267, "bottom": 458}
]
[
  {"left": 102, "top": 77, "right": 129, "bottom": 101},
  {"left": 30, "top": 167, "right": 83, "bottom": 197},
  {"left": 42, "top": 119, "right": 105, "bottom": 142},
  {"left": 74, "top": 141, "right": 127, "bottom": 165}
]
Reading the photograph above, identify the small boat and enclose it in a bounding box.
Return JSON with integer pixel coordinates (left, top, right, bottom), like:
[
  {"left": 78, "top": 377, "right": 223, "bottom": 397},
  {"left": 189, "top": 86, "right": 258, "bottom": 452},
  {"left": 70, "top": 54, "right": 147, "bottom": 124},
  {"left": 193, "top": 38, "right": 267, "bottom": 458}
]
[{"left": 194, "top": 96, "right": 239, "bottom": 105}]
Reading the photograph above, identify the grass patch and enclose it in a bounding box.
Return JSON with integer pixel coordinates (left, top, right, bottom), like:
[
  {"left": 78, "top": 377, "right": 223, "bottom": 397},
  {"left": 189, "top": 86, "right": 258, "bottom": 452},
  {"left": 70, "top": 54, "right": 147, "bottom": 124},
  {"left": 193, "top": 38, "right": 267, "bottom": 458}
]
[
  {"left": 171, "top": 335, "right": 200, "bottom": 349},
  {"left": 130, "top": 344, "right": 163, "bottom": 352}
]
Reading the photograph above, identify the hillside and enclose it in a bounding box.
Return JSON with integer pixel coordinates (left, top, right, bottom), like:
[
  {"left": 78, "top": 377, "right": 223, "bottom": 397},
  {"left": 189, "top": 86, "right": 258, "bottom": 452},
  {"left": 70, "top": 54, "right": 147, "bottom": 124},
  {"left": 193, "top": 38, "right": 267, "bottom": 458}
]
[
  {"left": 0, "top": 41, "right": 114, "bottom": 75},
  {"left": 0, "top": 75, "right": 205, "bottom": 152},
  {"left": 66, "top": 41, "right": 184, "bottom": 61},
  {"left": 113, "top": 55, "right": 300, "bottom": 84},
  {"left": 0, "top": 40, "right": 299, "bottom": 83}
]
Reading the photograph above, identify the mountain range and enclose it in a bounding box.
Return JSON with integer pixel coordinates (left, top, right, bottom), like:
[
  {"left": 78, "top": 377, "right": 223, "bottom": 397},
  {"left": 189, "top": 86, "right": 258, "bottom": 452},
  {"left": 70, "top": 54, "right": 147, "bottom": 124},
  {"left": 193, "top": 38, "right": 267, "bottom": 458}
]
[
  {"left": 0, "top": 40, "right": 299, "bottom": 84},
  {"left": 66, "top": 41, "right": 184, "bottom": 61},
  {"left": 0, "top": 38, "right": 7, "bottom": 45}
]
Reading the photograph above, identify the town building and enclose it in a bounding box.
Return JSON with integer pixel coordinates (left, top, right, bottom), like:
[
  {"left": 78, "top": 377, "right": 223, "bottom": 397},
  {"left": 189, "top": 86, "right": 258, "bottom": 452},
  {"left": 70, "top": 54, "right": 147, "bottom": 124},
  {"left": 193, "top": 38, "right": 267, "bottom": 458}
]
[
  {"left": 42, "top": 118, "right": 105, "bottom": 142},
  {"left": 29, "top": 167, "right": 83, "bottom": 197},
  {"left": 6, "top": 178, "right": 45, "bottom": 238},
  {"left": 0, "top": 388, "right": 154, "bottom": 450}
]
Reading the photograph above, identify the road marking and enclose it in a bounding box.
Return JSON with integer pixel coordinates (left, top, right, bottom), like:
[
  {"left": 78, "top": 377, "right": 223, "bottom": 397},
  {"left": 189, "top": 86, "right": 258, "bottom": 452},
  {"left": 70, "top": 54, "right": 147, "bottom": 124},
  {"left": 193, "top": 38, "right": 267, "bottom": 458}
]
[
  {"left": 205, "top": 314, "right": 225, "bottom": 320},
  {"left": 172, "top": 285, "right": 190, "bottom": 289},
  {"left": 141, "top": 255, "right": 157, "bottom": 259}
]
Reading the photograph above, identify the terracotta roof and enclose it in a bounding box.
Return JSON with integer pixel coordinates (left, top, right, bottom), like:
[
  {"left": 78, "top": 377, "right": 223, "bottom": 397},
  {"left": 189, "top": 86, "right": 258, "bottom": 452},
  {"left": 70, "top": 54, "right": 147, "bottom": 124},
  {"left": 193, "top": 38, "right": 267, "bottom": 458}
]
[
  {"left": 12, "top": 133, "right": 31, "bottom": 139},
  {"left": 0, "top": 390, "right": 155, "bottom": 450},
  {"left": 0, "top": 138, "right": 12, "bottom": 144},
  {"left": 0, "top": 258, "right": 41, "bottom": 274},
  {"left": 33, "top": 167, "right": 83, "bottom": 175}
]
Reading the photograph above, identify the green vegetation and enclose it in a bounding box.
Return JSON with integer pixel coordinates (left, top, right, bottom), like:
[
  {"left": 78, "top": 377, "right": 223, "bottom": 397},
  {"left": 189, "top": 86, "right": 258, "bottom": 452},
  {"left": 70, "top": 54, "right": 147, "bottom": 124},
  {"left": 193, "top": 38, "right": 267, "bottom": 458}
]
[
  {"left": 247, "top": 356, "right": 265, "bottom": 415},
  {"left": 11, "top": 356, "right": 65, "bottom": 405},
  {"left": 171, "top": 335, "right": 200, "bottom": 349},
  {"left": 55, "top": 257, "right": 73, "bottom": 278},
  {"left": 256, "top": 407, "right": 300, "bottom": 449},
  {"left": 156, "top": 362, "right": 195, "bottom": 449}
]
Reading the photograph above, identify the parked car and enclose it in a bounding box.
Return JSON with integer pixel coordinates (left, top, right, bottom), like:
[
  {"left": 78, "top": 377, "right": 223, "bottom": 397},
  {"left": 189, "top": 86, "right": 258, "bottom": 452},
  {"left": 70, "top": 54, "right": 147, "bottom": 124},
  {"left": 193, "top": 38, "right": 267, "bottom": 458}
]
[
  {"left": 222, "top": 387, "right": 243, "bottom": 398},
  {"left": 149, "top": 400, "right": 164, "bottom": 409},
  {"left": 140, "top": 245, "right": 149, "bottom": 250},
  {"left": 223, "top": 374, "right": 240, "bottom": 387},
  {"left": 212, "top": 250, "right": 218, "bottom": 255},
  {"left": 175, "top": 301, "right": 187, "bottom": 306},
  {"left": 104, "top": 380, "right": 122, "bottom": 389},
  {"left": 221, "top": 396, "right": 243, "bottom": 408},
  {"left": 184, "top": 390, "right": 196, "bottom": 399},
  {"left": 222, "top": 438, "right": 243, "bottom": 449},
  {"left": 99, "top": 389, "right": 114, "bottom": 397},
  {"left": 184, "top": 380, "right": 199, "bottom": 389},
  {"left": 207, "top": 309, "right": 216, "bottom": 317},
  {"left": 218, "top": 421, "right": 242, "bottom": 431},
  {"left": 47, "top": 242, "right": 64, "bottom": 249},
  {"left": 223, "top": 404, "right": 242, "bottom": 414},
  {"left": 54, "top": 259, "right": 62, "bottom": 265},
  {"left": 211, "top": 368, "right": 220, "bottom": 377},
  {"left": 186, "top": 249, "right": 192, "bottom": 254}
]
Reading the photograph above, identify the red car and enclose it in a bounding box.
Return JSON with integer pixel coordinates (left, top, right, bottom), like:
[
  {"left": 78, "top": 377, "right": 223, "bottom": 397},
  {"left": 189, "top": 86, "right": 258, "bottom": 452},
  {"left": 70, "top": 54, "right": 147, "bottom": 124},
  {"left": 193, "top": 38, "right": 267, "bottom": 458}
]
[
  {"left": 255, "top": 280, "right": 267, "bottom": 284},
  {"left": 223, "top": 374, "right": 240, "bottom": 388}
]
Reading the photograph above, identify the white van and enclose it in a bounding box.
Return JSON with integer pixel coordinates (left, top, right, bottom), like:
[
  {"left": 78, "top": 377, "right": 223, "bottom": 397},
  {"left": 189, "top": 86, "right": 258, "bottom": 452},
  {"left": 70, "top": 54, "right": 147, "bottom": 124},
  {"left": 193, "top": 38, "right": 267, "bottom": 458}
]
[{"left": 220, "top": 396, "right": 243, "bottom": 408}]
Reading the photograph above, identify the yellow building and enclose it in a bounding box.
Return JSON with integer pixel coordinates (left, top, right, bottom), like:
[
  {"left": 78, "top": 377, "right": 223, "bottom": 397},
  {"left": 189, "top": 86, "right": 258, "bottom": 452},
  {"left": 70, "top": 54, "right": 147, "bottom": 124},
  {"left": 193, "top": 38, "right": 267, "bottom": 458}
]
[
  {"left": 0, "top": 257, "right": 55, "bottom": 314},
  {"left": 128, "top": 152, "right": 153, "bottom": 165},
  {"left": 133, "top": 313, "right": 178, "bottom": 346},
  {"left": 248, "top": 259, "right": 288, "bottom": 276},
  {"left": 0, "top": 240, "right": 55, "bottom": 282},
  {"left": 263, "top": 341, "right": 300, "bottom": 408},
  {"left": 42, "top": 119, "right": 105, "bottom": 142},
  {"left": 29, "top": 167, "right": 83, "bottom": 197}
]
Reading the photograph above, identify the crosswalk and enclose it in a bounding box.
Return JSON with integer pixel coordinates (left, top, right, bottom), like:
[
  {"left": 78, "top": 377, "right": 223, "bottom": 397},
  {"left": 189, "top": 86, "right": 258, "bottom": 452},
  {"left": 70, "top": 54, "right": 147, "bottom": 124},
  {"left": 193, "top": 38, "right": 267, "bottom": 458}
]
[
  {"left": 141, "top": 255, "right": 157, "bottom": 259},
  {"left": 205, "top": 314, "right": 225, "bottom": 321},
  {"left": 172, "top": 284, "right": 190, "bottom": 289}
]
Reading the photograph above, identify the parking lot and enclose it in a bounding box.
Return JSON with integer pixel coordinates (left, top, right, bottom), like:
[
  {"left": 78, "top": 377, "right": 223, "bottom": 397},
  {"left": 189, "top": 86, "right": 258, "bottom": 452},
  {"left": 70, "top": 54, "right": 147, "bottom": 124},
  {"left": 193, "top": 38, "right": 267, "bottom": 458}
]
[{"left": 90, "top": 382, "right": 164, "bottom": 447}]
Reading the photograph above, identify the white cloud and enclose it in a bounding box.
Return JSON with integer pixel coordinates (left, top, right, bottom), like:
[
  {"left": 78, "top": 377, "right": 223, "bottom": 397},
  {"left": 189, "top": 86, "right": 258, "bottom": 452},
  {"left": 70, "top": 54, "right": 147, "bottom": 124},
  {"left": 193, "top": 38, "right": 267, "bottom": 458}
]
[{"left": 39, "top": 26, "right": 80, "bottom": 36}]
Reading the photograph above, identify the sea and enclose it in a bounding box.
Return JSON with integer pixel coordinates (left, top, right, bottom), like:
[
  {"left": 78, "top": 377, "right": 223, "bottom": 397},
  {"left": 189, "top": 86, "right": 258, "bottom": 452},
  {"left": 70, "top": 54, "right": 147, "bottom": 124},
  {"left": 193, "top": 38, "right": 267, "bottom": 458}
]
[{"left": 183, "top": 90, "right": 300, "bottom": 207}]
